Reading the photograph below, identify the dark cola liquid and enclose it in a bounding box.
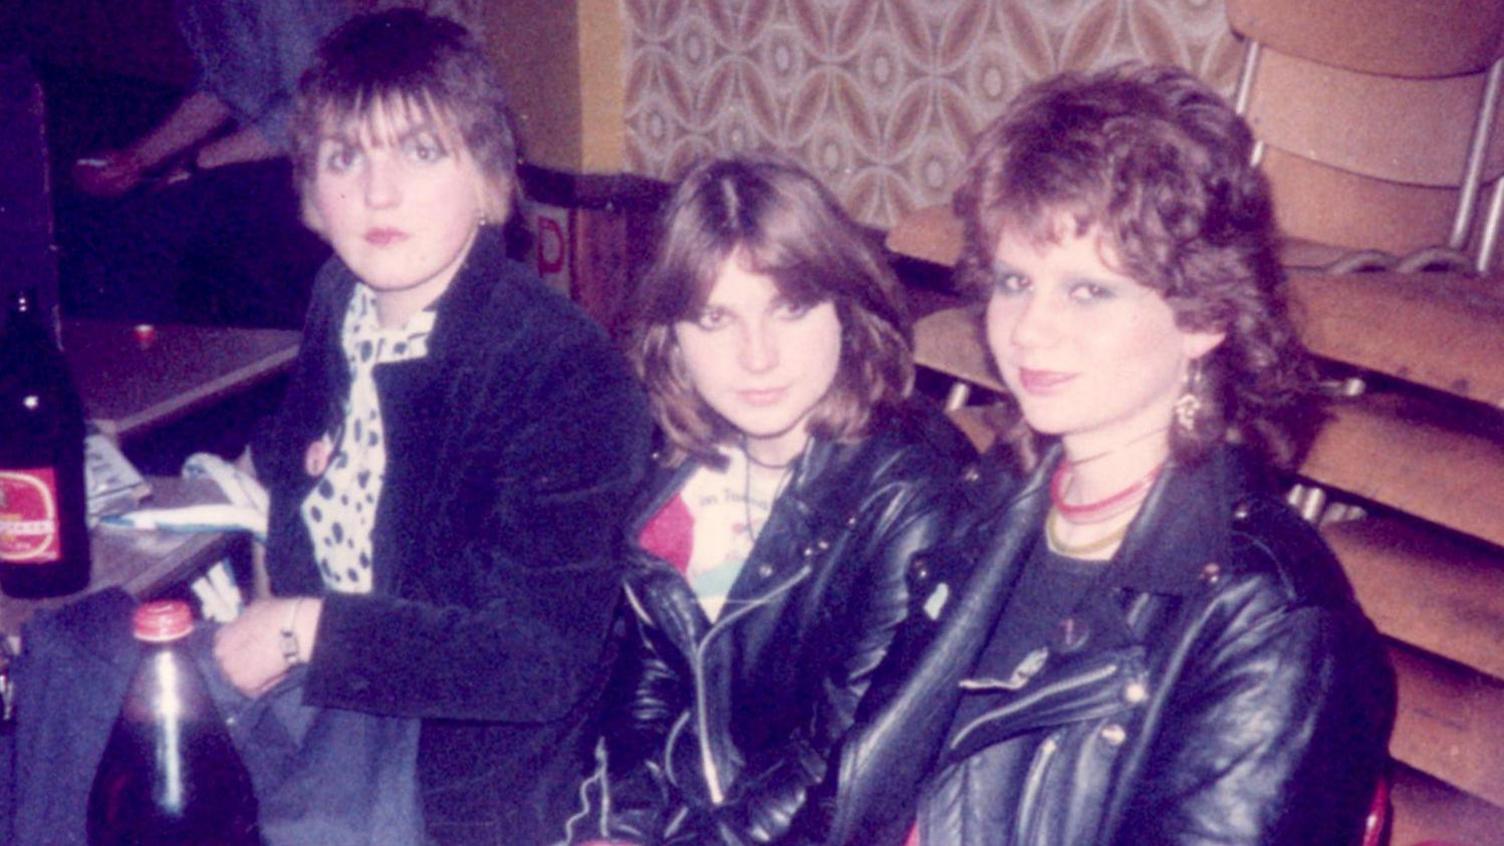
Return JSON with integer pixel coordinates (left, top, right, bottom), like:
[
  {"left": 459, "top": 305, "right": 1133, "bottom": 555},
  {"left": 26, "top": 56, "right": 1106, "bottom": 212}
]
[{"left": 87, "top": 648, "right": 261, "bottom": 845}]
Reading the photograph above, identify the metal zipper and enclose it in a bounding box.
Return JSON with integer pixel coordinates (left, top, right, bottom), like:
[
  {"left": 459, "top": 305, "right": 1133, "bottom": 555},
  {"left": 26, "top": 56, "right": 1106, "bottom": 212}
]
[
  {"left": 950, "top": 660, "right": 1119, "bottom": 750},
  {"left": 1016, "top": 732, "right": 1061, "bottom": 843},
  {"left": 663, "top": 710, "right": 692, "bottom": 790},
  {"left": 690, "top": 563, "right": 813, "bottom": 803},
  {"left": 622, "top": 580, "right": 652, "bottom": 625}
]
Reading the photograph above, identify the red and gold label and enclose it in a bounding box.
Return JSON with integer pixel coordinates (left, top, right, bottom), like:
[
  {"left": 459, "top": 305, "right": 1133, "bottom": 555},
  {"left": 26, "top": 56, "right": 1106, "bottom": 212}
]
[{"left": 0, "top": 468, "right": 61, "bottom": 564}]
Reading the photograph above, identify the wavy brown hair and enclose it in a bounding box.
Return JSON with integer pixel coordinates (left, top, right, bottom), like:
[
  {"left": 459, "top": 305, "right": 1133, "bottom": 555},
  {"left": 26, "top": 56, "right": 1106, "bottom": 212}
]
[
  {"left": 954, "top": 63, "right": 1320, "bottom": 467},
  {"left": 289, "top": 9, "right": 518, "bottom": 221},
  {"left": 629, "top": 155, "right": 914, "bottom": 465}
]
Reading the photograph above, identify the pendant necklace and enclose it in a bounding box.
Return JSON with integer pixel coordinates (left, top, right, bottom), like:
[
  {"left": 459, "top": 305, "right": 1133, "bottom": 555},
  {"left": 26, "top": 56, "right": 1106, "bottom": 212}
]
[{"left": 741, "top": 439, "right": 795, "bottom": 547}]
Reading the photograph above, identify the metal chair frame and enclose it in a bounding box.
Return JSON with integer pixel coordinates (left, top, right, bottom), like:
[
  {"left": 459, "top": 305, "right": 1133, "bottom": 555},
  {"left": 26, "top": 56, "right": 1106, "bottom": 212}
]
[{"left": 1230, "top": 10, "right": 1504, "bottom": 275}]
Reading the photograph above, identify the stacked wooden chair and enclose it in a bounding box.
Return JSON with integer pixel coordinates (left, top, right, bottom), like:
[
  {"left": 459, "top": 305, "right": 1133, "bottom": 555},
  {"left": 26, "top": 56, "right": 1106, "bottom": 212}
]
[
  {"left": 1228, "top": 0, "right": 1504, "bottom": 275},
  {"left": 1228, "top": 5, "right": 1504, "bottom": 841}
]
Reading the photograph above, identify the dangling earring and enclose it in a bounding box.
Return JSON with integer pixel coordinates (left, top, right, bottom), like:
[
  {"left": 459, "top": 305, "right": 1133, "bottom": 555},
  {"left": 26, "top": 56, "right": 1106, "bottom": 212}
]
[{"left": 1173, "top": 360, "right": 1204, "bottom": 435}]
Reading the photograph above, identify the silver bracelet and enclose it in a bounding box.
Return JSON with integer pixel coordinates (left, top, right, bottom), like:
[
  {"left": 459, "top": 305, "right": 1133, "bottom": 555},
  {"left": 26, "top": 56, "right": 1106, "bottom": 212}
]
[{"left": 279, "top": 598, "right": 306, "bottom": 668}]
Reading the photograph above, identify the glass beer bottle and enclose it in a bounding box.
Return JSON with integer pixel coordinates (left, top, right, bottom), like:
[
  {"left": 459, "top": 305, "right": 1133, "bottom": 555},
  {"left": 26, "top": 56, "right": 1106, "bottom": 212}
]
[{"left": 0, "top": 288, "right": 90, "bottom": 597}]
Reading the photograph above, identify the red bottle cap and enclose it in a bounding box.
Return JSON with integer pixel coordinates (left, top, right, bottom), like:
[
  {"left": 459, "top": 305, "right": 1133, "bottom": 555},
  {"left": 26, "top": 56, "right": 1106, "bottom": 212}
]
[
  {"left": 133, "top": 323, "right": 157, "bottom": 349},
  {"left": 132, "top": 600, "right": 194, "bottom": 643}
]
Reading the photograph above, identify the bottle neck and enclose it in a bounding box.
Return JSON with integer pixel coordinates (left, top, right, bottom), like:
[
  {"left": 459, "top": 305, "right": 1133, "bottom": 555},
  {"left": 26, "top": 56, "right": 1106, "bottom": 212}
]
[
  {"left": 6, "top": 287, "right": 38, "bottom": 317},
  {"left": 3, "top": 288, "right": 55, "bottom": 348}
]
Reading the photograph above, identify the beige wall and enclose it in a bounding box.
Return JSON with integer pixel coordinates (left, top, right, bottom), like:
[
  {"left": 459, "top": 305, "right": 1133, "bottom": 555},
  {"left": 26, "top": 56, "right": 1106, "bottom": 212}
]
[
  {"left": 472, "top": 0, "right": 628, "bottom": 174},
  {"left": 364, "top": 0, "right": 625, "bottom": 173},
  {"left": 577, "top": 0, "right": 629, "bottom": 172},
  {"left": 482, "top": 1, "right": 584, "bottom": 172}
]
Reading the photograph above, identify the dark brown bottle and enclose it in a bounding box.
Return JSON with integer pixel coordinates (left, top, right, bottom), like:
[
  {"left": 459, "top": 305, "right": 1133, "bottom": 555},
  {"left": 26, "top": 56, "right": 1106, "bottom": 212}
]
[
  {"left": 87, "top": 600, "right": 261, "bottom": 845},
  {"left": 0, "top": 288, "right": 90, "bottom": 597}
]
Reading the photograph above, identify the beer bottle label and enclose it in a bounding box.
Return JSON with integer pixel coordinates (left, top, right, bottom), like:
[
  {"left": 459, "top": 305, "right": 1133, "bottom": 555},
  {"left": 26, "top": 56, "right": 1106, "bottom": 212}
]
[{"left": 0, "top": 468, "right": 62, "bottom": 564}]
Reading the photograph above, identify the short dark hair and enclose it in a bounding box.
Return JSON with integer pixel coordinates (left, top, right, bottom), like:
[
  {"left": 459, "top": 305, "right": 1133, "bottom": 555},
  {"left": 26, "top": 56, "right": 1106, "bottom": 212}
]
[
  {"left": 629, "top": 155, "right": 914, "bottom": 464},
  {"left": 955, "top": 63, "right": 1319, "bottom": 466},
  {"left": 289, "top": 8, "right": 518, "bottom": 219}
]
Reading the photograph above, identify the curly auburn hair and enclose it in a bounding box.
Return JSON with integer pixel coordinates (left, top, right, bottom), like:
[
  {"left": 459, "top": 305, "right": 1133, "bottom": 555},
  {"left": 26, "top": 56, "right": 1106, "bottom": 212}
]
[
  {"left": 289, "top": 8, "right": 518, "bottom": 222},
  {"left": 628, "top": 155, "right": 914, "bottom": 465},
  {"left": 954, "top": 62, "right": 1320, "bottom": 467}
]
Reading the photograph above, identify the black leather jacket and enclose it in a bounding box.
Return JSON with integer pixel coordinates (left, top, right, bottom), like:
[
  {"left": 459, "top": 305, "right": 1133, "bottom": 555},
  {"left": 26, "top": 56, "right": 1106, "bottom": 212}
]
[
  {"left": 574, "top": 403, "right": 976, "bottom": 845},
  {"left": 829, "top": 444, "right": 1395, "bottom": 846}
]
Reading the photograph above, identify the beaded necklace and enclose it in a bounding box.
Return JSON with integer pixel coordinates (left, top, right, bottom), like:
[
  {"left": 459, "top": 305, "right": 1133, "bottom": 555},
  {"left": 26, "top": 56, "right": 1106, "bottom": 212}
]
[{"left": 1049, "top": 461, "right": 1163, "bottom": 525}]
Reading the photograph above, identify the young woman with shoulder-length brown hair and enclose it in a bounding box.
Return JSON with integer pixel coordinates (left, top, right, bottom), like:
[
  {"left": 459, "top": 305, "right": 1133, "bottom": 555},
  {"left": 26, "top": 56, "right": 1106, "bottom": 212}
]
[
  {"left": 631, "top": 155, "right": 913, "bottom": 464},
  {"left": 571, "top": 155, "right": 975, "bottom": 845}
]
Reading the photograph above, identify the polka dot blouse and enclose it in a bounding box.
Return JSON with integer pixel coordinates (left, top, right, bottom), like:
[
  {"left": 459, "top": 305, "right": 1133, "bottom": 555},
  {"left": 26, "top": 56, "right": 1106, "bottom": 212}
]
[{"left": 300, "top": 287, "right": 436, "bottom": 594}]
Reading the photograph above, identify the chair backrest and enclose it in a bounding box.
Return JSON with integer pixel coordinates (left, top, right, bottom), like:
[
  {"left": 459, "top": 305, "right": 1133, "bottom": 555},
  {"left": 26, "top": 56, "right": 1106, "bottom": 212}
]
[{"left": 1227, "top": 0, "right": 1504, "bottom": 273}]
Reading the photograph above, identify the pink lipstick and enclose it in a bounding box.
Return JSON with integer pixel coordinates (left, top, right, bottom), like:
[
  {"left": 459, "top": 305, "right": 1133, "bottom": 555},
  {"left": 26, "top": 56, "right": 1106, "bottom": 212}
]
[
  {"left": 1017, "top": 368, "right": 1076, "bottom": 394},
  {"left": 364, "top": 227, "right": 408, "bottom": 246},
  {"left": 738, "top": 387, "right": 788, "bottom": 406}
]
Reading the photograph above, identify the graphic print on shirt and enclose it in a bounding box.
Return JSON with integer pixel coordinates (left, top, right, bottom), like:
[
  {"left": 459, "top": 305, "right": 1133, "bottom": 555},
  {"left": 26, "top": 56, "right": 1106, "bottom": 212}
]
[{"left": 638, "top": 450, "right": 791, "bottom": 620}]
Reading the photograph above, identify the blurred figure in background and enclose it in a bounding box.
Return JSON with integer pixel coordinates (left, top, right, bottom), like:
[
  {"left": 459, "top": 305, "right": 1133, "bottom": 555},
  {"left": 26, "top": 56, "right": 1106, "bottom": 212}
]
[{"left": 62, "top": 0, "right": 347, "bottom": 327}]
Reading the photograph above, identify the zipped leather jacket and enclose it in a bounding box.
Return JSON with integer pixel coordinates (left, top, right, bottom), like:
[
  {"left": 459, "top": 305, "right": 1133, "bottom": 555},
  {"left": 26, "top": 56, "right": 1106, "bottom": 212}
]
[
  {"left": 571, "top": 403, "right": 977, "bottom": 845},
  {"left": 828, "top": 444, "right": 1395, "bottom": 846}
]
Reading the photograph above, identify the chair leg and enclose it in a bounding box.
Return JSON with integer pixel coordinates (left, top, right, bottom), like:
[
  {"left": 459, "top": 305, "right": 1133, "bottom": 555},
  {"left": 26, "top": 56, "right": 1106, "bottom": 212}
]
[
  {"left": 943, "top": 381, "right": 972, "bottom": 412},
  {"left": 1451, "top": 58, "right": 1504, "bottom": 251}
]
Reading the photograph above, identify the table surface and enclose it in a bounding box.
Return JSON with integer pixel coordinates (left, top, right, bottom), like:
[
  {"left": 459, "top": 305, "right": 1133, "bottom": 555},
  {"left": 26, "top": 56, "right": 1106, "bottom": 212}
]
[
  {"left": 0, "top": 476, "right": 238, "bottom": 637},
  {"left": 63, "top": 319, "right": 299, "bottom": 441}
]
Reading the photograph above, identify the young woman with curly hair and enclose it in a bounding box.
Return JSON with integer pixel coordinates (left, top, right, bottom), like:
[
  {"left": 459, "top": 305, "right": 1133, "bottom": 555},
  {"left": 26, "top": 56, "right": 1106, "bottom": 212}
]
[{"left": 829, "top": 63, "right": 1395, "bottom": 846}]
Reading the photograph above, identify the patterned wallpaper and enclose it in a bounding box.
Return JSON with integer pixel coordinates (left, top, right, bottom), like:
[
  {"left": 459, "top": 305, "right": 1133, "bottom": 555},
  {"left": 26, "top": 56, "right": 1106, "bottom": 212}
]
[{"left": 622, "top": 0, "right": 1243, "bottom": 228}]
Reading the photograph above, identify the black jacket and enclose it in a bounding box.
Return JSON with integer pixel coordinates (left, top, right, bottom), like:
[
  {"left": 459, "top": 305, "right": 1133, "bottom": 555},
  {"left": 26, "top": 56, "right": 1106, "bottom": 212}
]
[
  {"left": 829, "top": 444, "right": 1395, "bottom": 846},
  {"left": 254, "top": 226, "right": 651, "bottom": 845},
  {"left": 575, "top": 403, "right": 976, "bottom": 845}
]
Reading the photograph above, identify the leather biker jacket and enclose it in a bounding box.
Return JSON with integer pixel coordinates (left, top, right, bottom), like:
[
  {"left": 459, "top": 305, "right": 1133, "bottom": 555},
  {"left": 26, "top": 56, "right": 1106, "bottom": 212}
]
[
  {"left": 829, "top": 443, "right": 1396, "bottom": 846},
  {"left": 573, "top": 403, "right": 977, "bottom": 845}
]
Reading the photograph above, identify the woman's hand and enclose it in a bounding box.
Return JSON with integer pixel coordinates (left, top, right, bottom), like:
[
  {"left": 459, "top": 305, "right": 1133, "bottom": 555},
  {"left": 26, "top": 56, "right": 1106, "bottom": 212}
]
[{"left": 213, "top": 597, "right": 322, "bottom": 698}]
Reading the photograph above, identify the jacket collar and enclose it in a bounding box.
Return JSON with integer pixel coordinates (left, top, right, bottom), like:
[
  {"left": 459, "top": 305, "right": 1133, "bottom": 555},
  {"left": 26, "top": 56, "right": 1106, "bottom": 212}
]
[
  {"left": 321, "top": 223, "right": 513, "bottom": 365},
  {"left": 632, "top": 429, "right": 846, "bottom": 540},
  {"left": 1108, "top": 448, "right": 1233, "bottom": 596},
  {"left": 412, "top": 224, "right": 512, "bottom": 361},
  {"left": 998, "top": 442, "right": 1251, "bottom": 597},
  {"left": 628, "top": 431, "right": 877, "bottom": 614}
]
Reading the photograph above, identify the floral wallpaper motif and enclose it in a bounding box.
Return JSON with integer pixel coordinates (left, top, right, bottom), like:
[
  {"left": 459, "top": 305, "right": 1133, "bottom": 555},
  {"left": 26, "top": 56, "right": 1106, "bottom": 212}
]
[{"left": 624, "top": 0, "right": 1243, "bottom": 227}]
